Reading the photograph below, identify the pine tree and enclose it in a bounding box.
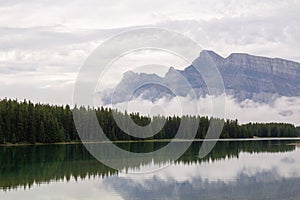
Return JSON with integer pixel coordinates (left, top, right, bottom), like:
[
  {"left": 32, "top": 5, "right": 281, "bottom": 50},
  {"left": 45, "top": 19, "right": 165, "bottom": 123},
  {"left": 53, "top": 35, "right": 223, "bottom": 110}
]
[
  {"left": 39, "top": 122, "right": 45, "bottom": 143},
  {"left": 0, "top": 123, "right": 4, "bottom": 144},
  {"left": 28, "top": 122, "right": 36, "bottom": 144}
]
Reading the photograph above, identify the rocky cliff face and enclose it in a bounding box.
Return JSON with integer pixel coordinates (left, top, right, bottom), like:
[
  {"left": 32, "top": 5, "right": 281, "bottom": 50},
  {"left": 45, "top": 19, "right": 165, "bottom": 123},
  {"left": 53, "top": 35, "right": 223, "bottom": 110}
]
[
  {"left": 213, "top": 51, "right": 300, "bottom": 101},
  {"left": 101, "top": 50, "right": 300, "bottom": 104}
]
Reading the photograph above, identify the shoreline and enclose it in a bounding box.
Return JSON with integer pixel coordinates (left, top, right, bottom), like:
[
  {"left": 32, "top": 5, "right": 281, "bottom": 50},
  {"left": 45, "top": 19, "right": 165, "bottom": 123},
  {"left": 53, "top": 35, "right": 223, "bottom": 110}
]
[{"left": 1, "top": 137, "right": 300, "bottom": 147}]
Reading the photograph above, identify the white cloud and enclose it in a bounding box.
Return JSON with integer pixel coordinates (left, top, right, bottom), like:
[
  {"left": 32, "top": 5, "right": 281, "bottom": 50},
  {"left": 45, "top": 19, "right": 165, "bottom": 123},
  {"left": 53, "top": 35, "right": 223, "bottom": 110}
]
[
  {"left": 0, "top": 0, "right": 299, "bottom": 120},
  {"left": 110, "top": 95, "right": 300, "bottom": 126}
]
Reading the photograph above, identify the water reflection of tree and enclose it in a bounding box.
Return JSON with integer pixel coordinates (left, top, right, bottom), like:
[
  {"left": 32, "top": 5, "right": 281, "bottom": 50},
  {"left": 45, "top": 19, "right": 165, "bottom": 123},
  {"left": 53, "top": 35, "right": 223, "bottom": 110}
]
[{"left": 0, "top": 140, "right": 295, "bottom": 190}]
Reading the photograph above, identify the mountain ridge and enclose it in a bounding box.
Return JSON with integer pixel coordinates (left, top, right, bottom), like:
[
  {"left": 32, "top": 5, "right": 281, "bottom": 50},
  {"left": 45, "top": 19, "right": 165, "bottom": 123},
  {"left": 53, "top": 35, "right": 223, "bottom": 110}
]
[{"left": 101, "top": 50, "right": 300, "bottom": 104}]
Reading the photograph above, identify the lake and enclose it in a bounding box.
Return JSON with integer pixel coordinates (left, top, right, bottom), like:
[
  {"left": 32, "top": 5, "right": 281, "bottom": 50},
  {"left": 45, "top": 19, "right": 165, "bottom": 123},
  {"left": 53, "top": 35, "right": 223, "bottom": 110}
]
[{"left": 1, "top": 139, "right": 300, "bottom": 200}]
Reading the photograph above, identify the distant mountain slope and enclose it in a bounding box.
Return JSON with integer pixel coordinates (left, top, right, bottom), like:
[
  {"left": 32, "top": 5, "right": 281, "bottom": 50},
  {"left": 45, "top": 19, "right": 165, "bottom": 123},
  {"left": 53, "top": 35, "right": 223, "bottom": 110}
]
[{"left": 101, "top": 50, "right": 300, "bottom": 104}]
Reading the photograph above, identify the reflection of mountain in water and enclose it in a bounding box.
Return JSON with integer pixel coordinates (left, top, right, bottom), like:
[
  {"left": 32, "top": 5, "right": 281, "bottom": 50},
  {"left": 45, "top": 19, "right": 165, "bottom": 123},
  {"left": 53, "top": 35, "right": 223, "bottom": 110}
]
[
  {"left": 0, "top": 140, "right": 296, "bottom": 190},
  {"left": 108, "top": 170, "right": 300, "bottom": 200}
]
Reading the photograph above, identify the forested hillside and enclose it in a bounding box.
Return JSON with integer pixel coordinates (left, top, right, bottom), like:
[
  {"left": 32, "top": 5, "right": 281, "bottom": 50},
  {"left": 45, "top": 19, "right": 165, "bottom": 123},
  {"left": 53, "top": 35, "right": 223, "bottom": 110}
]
[{"left": 0, "top": 98, "right": 298, "bottom": 144}]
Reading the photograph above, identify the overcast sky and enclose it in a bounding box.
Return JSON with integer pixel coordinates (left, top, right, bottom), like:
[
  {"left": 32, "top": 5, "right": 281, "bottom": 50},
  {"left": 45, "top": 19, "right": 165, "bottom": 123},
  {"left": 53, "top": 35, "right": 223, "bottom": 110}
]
[{"left": 1, "top": 0, "right": 300, "bottom": 105}]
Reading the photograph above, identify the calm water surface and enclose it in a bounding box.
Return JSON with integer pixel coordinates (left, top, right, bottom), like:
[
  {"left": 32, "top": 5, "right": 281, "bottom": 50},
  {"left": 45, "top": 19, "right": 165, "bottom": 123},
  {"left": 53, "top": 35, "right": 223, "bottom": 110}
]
[{"left": 1, "top": 140, "right": 300, "bottom": 200}]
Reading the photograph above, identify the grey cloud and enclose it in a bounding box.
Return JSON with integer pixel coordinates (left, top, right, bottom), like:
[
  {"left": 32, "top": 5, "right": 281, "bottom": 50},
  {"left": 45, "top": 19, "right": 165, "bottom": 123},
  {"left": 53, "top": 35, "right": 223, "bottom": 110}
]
[
  {"left": 278, "top": 110, "right": 293, "bottom": 117},
  {"left": 0, "top": 0, "right": 299, "bottom": 108},
  {"left": 0, "top": 25, "right": 145, "bottom": 77},
  {"left": 0, "top": 26, "right": 129, "bottom": 50},
  {"left": 0, "top": 79, "right": 74, "bottom": 105},
  {"left": 157, "top": 11, "right": 300, "bottom": 61},
  {"left": 0, "top": 64, "right": 37, "bottom": 74}
]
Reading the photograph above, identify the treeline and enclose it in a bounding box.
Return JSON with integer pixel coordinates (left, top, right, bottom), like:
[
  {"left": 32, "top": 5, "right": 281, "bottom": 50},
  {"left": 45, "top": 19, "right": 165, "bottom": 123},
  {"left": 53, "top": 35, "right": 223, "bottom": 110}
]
[
  {"left": 0, "top": 98, "right": 299, "bottom": 144},
  {"left": 0, "top": 99, "right": 77, "bottom": 144}
]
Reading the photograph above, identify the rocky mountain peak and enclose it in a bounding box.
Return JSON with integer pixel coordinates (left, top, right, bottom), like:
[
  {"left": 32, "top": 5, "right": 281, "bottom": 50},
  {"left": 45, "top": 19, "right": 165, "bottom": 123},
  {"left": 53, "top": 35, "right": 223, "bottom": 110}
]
[{"left": 100, "top": 50, "right": 300, "bottom": 104}]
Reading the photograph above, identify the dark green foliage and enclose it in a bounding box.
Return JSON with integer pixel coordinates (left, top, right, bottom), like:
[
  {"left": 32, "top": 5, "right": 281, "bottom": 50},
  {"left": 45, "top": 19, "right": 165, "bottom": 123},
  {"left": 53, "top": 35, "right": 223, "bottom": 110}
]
[
  {"left": 0, "top": 144, "right": 117, "bottom": 190},
  {"left": 296, "top": 126, "right": 300, "bottom": 135},
  {"left": 0, "top": 98, "right": 77, "bottom": 144},
  {"left": 0, "top": 98, "right": 298, "bottom": 144},
  {"left": 240, "top": 122, "right": 298, "bottom": 138},
  {"left": 0, "top": 140, "right": 295, "bottom": 190}
]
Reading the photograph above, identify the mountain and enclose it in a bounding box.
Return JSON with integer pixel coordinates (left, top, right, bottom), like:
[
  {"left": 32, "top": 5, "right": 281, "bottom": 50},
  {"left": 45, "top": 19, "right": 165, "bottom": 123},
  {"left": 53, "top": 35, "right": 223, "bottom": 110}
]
[{"left": 101, "top": 50, "right": 300, "bottom": 104}]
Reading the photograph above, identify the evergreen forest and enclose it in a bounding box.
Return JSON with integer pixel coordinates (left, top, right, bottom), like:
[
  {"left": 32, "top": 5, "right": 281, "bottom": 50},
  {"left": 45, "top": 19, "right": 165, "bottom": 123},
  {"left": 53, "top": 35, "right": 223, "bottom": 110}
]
[{"left": 0, "top": 98, "right": 299, "bottom": 144}]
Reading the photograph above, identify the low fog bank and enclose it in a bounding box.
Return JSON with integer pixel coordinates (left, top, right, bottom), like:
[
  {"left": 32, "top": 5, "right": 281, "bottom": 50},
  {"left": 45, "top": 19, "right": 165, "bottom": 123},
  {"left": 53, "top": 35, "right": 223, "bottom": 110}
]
[{"left": 103, "top": 95, "right": 300, "bottom": 126}]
